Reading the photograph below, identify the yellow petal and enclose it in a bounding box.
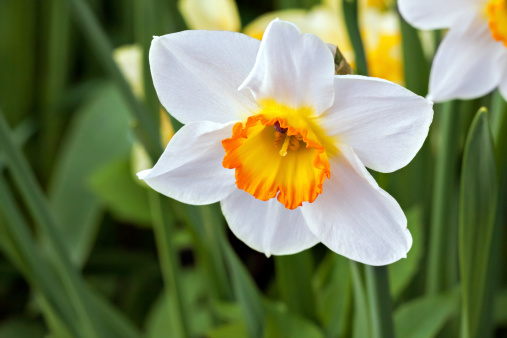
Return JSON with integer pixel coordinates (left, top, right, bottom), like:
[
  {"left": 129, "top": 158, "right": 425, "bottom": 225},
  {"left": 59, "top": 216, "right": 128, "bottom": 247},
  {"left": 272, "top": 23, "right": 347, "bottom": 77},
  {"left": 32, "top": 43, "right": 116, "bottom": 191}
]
[{"left": 178, "top": 0, "right": 241, "bottom": 31}]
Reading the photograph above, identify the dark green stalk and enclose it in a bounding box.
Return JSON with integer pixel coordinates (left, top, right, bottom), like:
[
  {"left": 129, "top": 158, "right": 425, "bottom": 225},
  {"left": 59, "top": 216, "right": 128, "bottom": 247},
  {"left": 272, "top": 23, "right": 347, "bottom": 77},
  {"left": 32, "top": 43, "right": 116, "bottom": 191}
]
[
  {"left": 426, "top": 101, "right": 460, "bottom": 295},
  {"left": 39, "top": 0, "right": 71, "bottom": 181},
  {"left": 365, "top": 266, "right": 395, "bottom": 338},
  {"left": 342, "top": 0, "right": 368, "bottom": 76},
  {"left": 0, "top": 111, "right": 101, "bottom": 338},
  {"left": 66, "top": 0, "right": 162, "bottom": 160},
  {"left": 0, "top": 175, "right": 79, "bottom": 337},
  {"left": 148, "top": 192, "right": 190, "bottom": 338}
]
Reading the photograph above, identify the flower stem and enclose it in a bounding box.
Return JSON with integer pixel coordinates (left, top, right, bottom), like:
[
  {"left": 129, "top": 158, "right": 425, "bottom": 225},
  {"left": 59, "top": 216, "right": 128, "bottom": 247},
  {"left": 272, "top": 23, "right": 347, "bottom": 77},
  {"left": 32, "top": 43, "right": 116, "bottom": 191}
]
[
  {"left": 0, "top": 175, "right": 79, "bottom": 337},
  {"left": 149, "top": 192, "right": 190, "bottom": 338},
  {"left": 365, "top": 265, "right": 395, "bottom": 338},
  {"left": 426, "top": 101, "right": 460, "bottom": 295},
  {"left": 66, "top": 0, "right": 162, "bottom": 160},
  {"left": 342, "top": 0, "right": 368, "bottom": 76},
  {"left": 0, "top": 111, "right": 100, "bottom": 338}
]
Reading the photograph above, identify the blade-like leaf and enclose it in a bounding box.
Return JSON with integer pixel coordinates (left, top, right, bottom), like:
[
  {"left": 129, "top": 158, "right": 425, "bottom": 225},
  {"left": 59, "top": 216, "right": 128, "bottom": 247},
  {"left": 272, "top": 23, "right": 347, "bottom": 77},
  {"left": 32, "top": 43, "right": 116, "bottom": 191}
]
[
  {"left": 314, "top": 253, "right": 352, "bottom": 338},
  {"left": 394, "top": 290, "right": 459, "bottom": 338},
  {"left": 218, "top": 226, "right": 265, "bottom": 338},
  {"left": 90, "top": 158, "right": 151, "bottom": 226},
  {"left": 459, "top": 108, "right": 498, "bottom": 338},
  {"left": 275, "top": 251, "right": 316, "bottom": 322},
  {"left": 263, "top": 301, "right": 324, "bottom": 338},
  {"left": 49, "top": 83, "right": 132, "bottom": 266},
  {"left": 389, "top": 207, "right": 424, "bottom": 298}
]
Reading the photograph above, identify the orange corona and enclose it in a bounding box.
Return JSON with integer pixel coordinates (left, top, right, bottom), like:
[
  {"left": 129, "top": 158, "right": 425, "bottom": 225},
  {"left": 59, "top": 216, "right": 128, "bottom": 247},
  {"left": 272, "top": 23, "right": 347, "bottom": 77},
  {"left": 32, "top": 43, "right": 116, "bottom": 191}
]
[
  {"left": 487, "top": 0, "right": 507, "bottom": 47},
  {"left": 222, "top": 101, "right": 335, "bottom": 210}
]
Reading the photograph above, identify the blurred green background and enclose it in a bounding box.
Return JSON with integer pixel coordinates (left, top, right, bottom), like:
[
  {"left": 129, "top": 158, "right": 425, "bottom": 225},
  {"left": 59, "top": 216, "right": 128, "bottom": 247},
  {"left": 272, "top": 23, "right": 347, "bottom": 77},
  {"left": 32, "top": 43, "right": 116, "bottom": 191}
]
[{"left": 0, "top": 0, "right": 506, "bottom": 337}]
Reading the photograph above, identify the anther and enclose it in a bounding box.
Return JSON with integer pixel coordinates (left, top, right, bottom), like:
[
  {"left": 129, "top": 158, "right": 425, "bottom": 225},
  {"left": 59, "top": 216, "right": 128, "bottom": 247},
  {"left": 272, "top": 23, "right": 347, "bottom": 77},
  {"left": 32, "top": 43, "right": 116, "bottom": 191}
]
[{"left": 274, "top": 121, "right": 288, "bottom": 134}]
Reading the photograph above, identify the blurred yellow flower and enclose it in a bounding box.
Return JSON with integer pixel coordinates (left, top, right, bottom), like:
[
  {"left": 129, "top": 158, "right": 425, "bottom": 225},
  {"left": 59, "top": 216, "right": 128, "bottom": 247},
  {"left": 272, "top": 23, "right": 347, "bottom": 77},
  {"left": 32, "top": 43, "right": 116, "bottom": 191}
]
[
  {"left": 113, "top": 45, "right": 175, "bottom": 176},
  {"left": 178, "top": 0, "right": 403, "bottom": 84},
  {"left": 178, "top": 0, "right": 241, "bottom": 31},
  {"left": 360, "top": 6, "right": 404, "bottom": 85},
  {"left": 243, "top": 5, "right": 355, "bottom": 66},
  {"left": 113, "top": 44, "right": 144, "bottom": 98}
]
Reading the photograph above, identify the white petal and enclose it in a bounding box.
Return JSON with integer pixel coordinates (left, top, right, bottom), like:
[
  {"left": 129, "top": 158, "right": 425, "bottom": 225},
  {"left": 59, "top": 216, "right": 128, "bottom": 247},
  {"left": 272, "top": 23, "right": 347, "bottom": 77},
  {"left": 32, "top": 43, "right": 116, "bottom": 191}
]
[
  {"left": 138, "top": 121, "right": 236, "bottom": 205},
  {"left": 320, "top": 75, "right": 433, "bottom": 173},
  {"left": 150, "top": 31, "right": 260, "bottom": 124},
  {"left": 221, "top": 189, "right": 319, "bottom": 256},
  {"left": 239, "top": 19, "right": 335, "bottom": 115},
  {"left": 301, "top": 146, "right": 412, "bottom": 266},
  {"left": 397, "top": 0, "right": 480, "bottom": 30},
  {"left": 428, "top": 15, "right": 507, "bottom": 102}
]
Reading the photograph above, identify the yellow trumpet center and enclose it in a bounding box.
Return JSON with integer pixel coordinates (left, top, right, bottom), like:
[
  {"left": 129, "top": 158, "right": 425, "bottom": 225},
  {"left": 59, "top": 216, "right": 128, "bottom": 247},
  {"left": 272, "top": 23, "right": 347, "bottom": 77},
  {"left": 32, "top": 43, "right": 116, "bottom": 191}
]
[
  {"left": 487, "top": 0, "right": 507, "bottom": 47},
  {"left": 222, "top": 101, "right": 335, "bottom": 210}
]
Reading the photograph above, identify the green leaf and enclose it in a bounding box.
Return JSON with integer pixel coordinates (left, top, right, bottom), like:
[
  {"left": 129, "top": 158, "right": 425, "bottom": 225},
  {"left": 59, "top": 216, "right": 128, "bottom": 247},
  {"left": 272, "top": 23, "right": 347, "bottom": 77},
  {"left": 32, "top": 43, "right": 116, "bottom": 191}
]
[
  {"left": 313, "top": 253, "right": 352, "bottom": 338},
  {"left": 207, "top": 322, "right": 248, "bottom": 338},
  {"left": 275, "top": 251, "right": 316, "bottom": 321},
  {"left": 342, "top": 0, "right": 368, "bottom": 76},
  {"left": 399, "top": 15, "right": 430, "bottom": 96},
  {"left": 365, "top": 265, "right": 395, "bottom": 338},
  {"left": 394, "top": 290, "right": 459, "bottom": 338},
  {"left": 219, "top": 231, "right": 265, "bottom": 338},
  {"left": 350, "top": 261, "right": 370, "bottom": 338},
  {"left": 0, "top": 318, "right": 46, "bottom": 338},
  {"left": 459, "top": 108, "right": 498, "bottom": 338},
  {"left": 494, "top": 289, "right": 507, "bottom": 326},
  {"left": 145, "top": 270, "right": 214, "bottom": 338},
  {"left": 90, "top": 158, "right": 151, "bottom": 226},
  {"left": 263, "top": 301, "right": 324, "bottom": 338},
  {"left": 49, "top": 82, "right": 133, "bottom": 266},
  {"left": 389, "top": 207, "right": 424, "bottom": 298}
]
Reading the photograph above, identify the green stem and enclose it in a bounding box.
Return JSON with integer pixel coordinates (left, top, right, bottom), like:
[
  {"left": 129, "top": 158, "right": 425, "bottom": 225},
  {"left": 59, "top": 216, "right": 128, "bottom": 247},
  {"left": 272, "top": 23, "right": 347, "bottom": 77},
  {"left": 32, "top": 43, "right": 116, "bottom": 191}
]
[
  {"left": 342, "top": 0, "right": 368, "bottom": 76},
  {"left": 365, "top": 266, "right": 395, "bottom": 338},
  {"left": 149, "top": 192, "right": 190, "bottom": 338},
  {"left": 39, "top": 0, "right": 70, "bottom": 182},
  {"left": 426, "top": 102, "right": 460, "bottom": 295},
  {"left": 349, "top": 261, "right": 370, "bottom": 338},
  {"left": 0, "top": 111, "right": 100, "bottom": 338},
  {"left": 199, "top": 205, "right": 234, "bottom": 301},
  {"left": 66, "top": 0, "right": 161, "bottom": 160},
  {"left": 0, "top": 175, "right": 79, "bottom": 337},
  {"left": 490, "top": 91, "right": 507, "bottom": 172}
]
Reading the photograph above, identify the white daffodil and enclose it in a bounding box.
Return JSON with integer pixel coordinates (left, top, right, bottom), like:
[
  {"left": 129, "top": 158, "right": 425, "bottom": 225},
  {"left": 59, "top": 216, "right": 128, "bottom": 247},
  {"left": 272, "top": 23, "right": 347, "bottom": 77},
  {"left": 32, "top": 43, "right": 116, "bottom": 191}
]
[
  {"left": 399, "top": 0, "right": 507, "bottom": 101},
  {"left": 138, "top": 19, "right": 433, "bottom": 265}
]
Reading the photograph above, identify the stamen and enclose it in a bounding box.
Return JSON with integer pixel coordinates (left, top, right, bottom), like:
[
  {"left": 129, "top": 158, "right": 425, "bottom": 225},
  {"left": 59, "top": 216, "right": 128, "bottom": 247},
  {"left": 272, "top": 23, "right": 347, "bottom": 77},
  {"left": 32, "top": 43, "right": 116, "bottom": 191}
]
[{"left": 279, "top": 135, "right": 291, "bottom": 157}]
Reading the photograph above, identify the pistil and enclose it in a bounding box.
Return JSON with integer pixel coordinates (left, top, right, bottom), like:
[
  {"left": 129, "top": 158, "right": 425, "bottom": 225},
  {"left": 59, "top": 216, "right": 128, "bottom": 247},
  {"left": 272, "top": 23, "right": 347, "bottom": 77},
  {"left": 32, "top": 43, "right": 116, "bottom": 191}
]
[{"left": 279, "top": 135, "right": 291, "bottom": 156}]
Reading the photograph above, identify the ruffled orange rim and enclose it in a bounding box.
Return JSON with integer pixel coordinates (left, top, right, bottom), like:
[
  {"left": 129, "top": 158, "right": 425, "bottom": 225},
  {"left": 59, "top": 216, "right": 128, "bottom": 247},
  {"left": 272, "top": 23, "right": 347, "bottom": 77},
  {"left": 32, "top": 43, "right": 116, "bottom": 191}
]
[
  {"left": 222, "top": 114, "right": 331, "bottom": 210},
  {"left": 487, "top": 0, "right": 507, "bottom": 47}
]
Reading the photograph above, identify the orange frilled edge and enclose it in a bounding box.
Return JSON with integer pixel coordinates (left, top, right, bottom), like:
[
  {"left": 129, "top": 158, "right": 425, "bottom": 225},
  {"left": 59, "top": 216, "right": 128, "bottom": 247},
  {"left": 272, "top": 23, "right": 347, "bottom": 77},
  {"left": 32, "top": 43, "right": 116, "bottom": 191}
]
[
  {"left": 222, "top": 114, "right": 331, "bottom": 210},
  {"left": 488, "top": 0, "right": 507, "bottom": 47}
]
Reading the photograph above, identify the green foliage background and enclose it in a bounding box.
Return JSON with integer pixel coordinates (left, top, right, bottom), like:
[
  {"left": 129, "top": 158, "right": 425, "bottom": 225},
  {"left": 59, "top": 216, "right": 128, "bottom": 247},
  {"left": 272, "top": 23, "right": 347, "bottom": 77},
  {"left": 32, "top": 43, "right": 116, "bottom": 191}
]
[{"left": 0, "top": 0, "right": 506, "bottom": 337}]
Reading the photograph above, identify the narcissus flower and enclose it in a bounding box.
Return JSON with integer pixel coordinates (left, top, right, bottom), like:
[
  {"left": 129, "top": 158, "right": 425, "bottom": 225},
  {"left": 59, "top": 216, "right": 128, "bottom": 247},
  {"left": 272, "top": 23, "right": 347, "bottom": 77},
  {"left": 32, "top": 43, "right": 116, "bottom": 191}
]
[
  {"left": 399, "top": 0, "right": 507, "bottom": 101},
  {"left": 138, "top": 19, "right": 433, "bottom": 265}
]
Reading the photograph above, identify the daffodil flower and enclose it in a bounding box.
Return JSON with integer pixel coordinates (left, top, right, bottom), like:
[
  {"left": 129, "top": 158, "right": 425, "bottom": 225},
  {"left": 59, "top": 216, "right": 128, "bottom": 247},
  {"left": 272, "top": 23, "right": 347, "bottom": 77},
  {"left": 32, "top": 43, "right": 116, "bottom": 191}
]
[
  {"left": 399, "top": 0, "right": 507, "bottom": 101},
  {"left": 138, "top": 19, "right": 433, "bottom": 265}
]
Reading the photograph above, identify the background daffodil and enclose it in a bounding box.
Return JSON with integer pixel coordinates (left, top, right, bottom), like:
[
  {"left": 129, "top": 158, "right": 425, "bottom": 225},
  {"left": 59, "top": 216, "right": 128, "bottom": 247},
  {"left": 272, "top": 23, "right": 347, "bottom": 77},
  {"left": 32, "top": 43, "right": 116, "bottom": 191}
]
[
  {"left": 399, "top": 0, "right": 507, "bottom": 101},
  {"left": 178, "top": 0, "right": 405, "bottom": 84},
  {"left": 139, "top": 19, "right": 433, "bottom": 265}
]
